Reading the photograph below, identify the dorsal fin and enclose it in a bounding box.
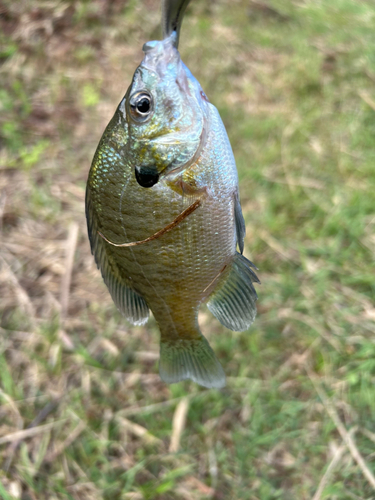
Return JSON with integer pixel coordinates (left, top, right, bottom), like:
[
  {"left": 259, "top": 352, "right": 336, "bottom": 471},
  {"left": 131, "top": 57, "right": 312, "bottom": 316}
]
[
  {"left": 234, "top": 190, "right": 246, "bottom": 254},
  {"left": 162, "top": 0, "right": 191, "bottom": 48}
]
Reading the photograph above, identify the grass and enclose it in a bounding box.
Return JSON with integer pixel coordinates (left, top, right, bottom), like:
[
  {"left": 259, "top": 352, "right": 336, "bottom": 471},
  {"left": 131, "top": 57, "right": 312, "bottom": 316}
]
[{"left": 1, "top": 0, "right": 375, "bottom": 498}]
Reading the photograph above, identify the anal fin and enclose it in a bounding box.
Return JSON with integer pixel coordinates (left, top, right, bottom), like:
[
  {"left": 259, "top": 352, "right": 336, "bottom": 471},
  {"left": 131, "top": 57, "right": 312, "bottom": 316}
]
[{"left": 207, "top": 253, "right": 259, "bottom": 332}]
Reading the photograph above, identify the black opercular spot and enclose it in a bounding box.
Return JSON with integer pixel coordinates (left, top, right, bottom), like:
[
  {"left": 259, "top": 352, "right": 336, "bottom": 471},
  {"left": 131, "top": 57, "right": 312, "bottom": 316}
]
[{"left": 135, "top": 166, "right": 159, "bottom": 188}]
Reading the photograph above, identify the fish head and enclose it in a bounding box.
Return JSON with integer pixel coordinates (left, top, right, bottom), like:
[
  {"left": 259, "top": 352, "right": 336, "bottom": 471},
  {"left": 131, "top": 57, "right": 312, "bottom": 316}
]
[{"left": 119, "top": 32, "right": 209, "bottom": 187}]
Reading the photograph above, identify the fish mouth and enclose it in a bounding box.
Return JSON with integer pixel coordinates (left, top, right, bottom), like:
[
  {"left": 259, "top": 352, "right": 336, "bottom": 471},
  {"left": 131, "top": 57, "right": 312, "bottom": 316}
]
[{"left": 141, "top": 35, "right": 180, "bottom": 78}]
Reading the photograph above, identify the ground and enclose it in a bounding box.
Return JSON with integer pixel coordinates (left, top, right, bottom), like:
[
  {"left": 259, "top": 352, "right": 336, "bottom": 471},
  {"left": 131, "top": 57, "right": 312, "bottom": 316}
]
[{"left": 1, "top": 0, "right": 375, "bottom": 499}]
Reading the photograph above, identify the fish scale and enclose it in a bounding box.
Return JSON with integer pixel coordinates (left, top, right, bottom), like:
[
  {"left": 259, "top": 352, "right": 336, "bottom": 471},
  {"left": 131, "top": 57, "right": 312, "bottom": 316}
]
[{"left": 86, "top": 0, "right": 259, "bottom": 388}]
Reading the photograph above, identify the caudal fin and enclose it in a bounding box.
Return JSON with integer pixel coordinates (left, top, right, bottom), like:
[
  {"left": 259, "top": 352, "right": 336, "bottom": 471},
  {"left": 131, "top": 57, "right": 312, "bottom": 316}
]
[{"left": 159, "top": 336, "right": 226, "bottom": 389}]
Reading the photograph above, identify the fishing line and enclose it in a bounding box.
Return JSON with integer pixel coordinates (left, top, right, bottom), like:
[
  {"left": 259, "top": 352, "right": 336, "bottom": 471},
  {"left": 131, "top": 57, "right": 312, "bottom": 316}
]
[{"left": 98, "top": 199, "right": 200, "bottom": 247}]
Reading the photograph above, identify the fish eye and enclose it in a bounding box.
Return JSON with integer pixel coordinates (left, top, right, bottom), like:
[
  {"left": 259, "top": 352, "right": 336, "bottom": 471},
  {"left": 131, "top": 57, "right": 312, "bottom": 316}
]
[{"left": 129, "top": 91, "right": 153, "bottom": 122}]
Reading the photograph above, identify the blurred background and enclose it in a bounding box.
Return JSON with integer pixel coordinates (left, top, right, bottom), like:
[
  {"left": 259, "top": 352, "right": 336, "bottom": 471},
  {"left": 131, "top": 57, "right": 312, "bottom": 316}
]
[{"left": 1, "top": 0, "right": 375, "bottom": 498}]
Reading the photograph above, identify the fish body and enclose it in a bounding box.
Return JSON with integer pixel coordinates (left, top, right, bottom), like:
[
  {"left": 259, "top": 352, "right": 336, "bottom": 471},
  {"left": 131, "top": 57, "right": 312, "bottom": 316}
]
[{"left": 86, "top": 2, "right": 259, "bottom": 388}]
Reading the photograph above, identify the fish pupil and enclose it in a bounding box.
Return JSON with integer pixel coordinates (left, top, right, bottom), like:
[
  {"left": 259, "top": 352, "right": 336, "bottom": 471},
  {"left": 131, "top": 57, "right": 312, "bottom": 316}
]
[
  {"left": 136, "top": 98, "right": 150, "bottom": 114},
  {"left": 135, "top": 166, "right": 159, "bottom": 188}
]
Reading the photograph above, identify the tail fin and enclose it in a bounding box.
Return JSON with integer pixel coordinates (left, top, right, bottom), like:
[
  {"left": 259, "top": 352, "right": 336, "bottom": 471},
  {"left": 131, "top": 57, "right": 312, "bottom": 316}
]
[{"left": 159, "top": 336, "right": 226, "bottom": 389}]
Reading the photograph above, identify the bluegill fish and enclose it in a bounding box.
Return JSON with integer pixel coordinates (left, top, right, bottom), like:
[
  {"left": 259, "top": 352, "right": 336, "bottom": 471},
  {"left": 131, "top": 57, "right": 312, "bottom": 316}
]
[{"left": 86, "top": 0, "right": 259, "bottom": 388}]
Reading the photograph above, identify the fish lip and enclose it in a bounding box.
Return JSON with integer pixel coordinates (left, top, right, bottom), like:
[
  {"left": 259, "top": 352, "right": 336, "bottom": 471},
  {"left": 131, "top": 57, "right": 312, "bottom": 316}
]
[{"left": 161, "top": 112, "right": 210, "bottom": 180}]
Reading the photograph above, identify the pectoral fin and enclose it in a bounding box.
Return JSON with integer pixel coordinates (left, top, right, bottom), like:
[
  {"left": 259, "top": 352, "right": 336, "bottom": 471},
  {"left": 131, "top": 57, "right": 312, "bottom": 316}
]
[
  {"left": 86, "top": 187, "right": 149, "bottom": 325},
  {"left": 207, "top": 253, "right": 259, "bottom": 332}
]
